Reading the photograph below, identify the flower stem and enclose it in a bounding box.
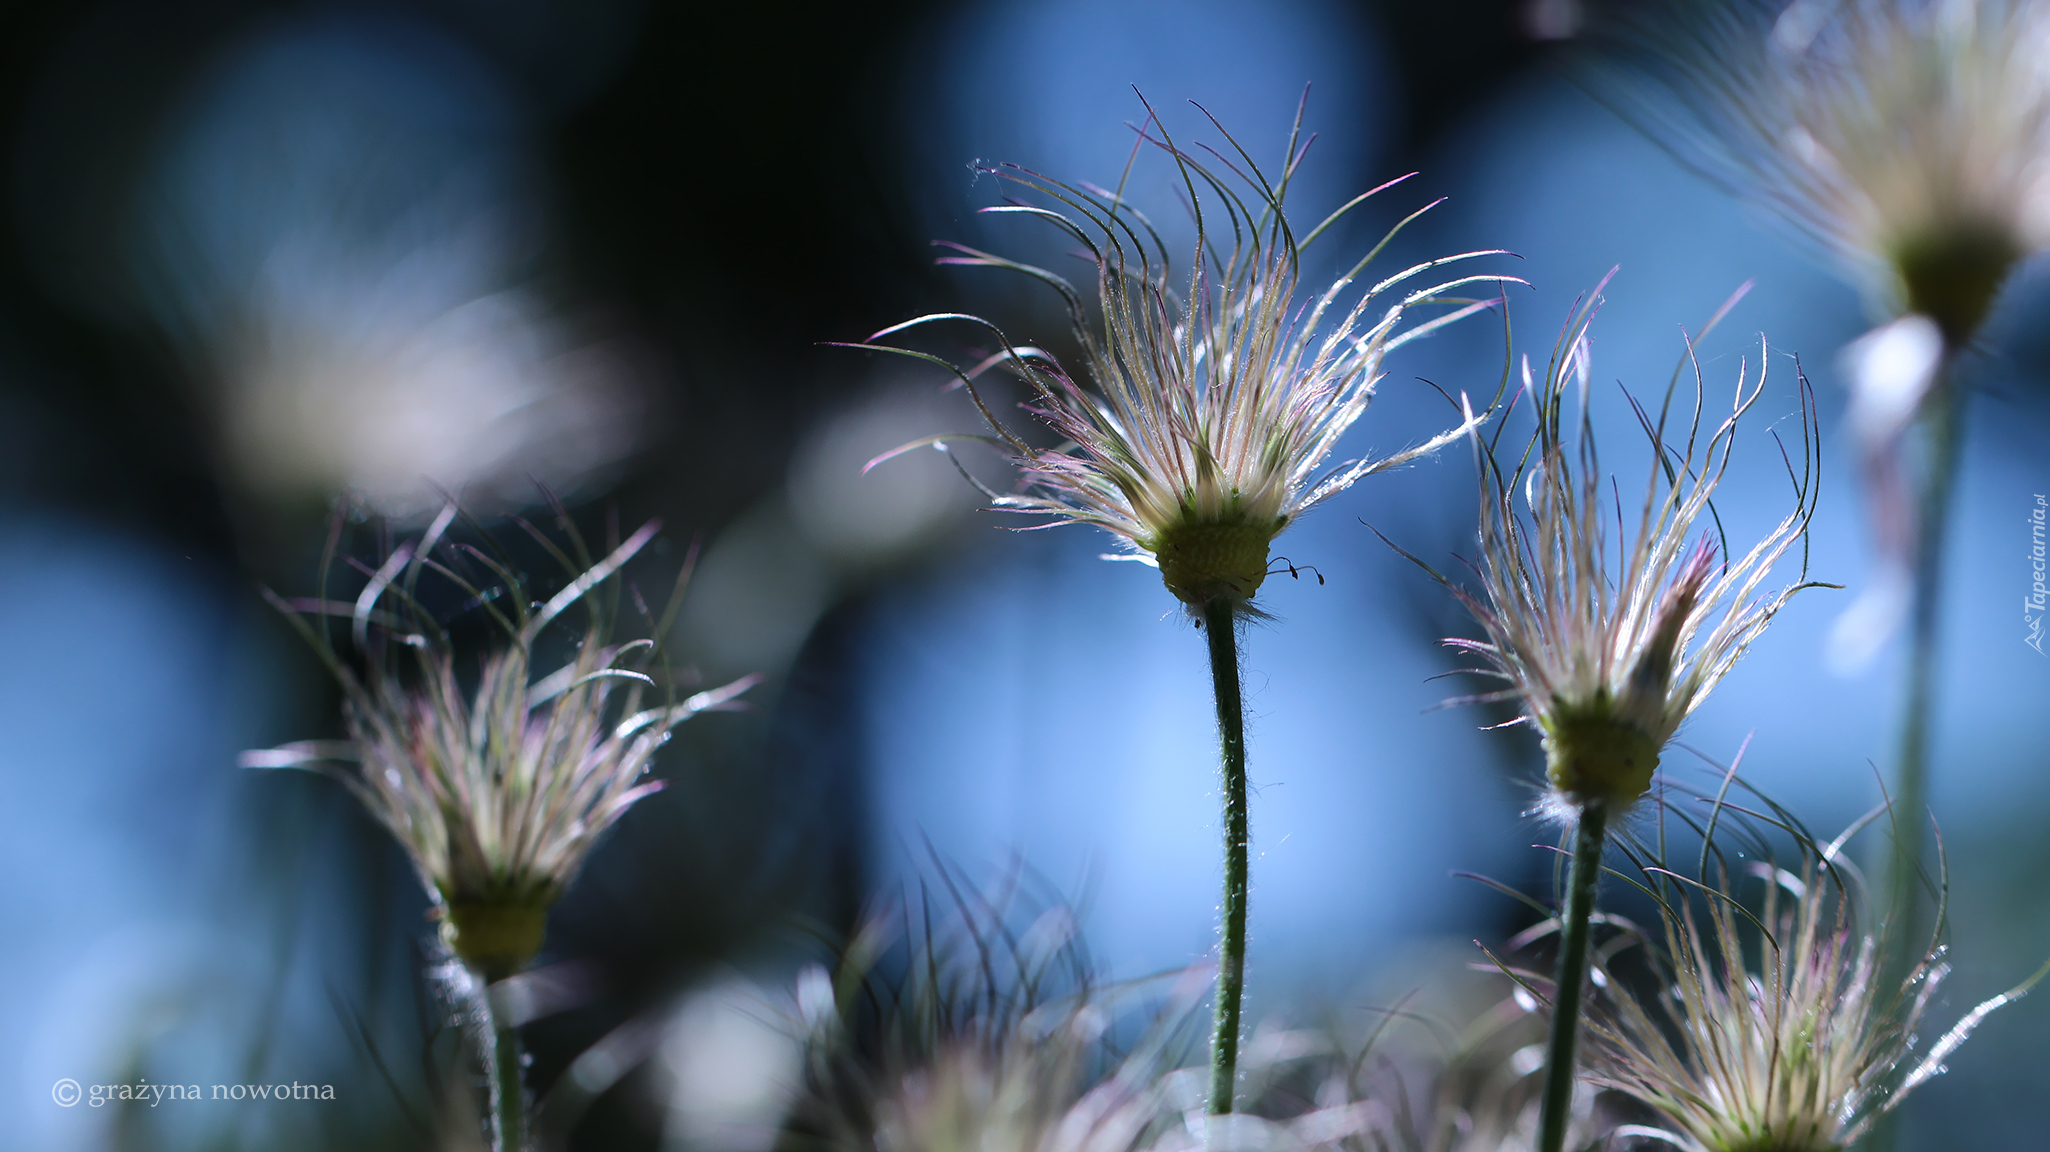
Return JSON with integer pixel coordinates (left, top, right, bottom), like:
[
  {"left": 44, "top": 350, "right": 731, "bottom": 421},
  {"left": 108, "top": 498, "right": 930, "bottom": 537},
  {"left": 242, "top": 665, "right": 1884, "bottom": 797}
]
[
  {"left": 1202, "top": 598, "right": 1249, "bottom": 1116},
  {"left": 1536, "top": 799, "right": 1608, "bottom": 1152},
  {"left": 487, "top": 988, "right": 527, "bottom": 1152},
  {"left": 1862, "top": 372, "right": 1965, "bottom": 1152},
  {"left": 1876, "top": 375, "right": 1963, "bottom": 972}
]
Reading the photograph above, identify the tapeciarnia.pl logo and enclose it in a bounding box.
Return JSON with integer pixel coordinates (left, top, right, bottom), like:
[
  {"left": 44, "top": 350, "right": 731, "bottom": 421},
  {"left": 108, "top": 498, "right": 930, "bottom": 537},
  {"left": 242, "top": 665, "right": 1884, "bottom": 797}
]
[{"left": 2027, "top": 494, "right": 2046, "bottom": 656}]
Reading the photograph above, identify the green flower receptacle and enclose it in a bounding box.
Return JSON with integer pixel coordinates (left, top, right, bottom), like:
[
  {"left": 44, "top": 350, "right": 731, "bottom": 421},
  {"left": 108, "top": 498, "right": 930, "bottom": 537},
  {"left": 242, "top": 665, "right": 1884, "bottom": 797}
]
[
  {"left": 1543, "top": 711, "right": 1662, "bottom": 810},
  {"left": 1152, "top": 520, "right": 1281, "bottom": 608},
  {"left": 445, "top": 898, "right": 552, "bottom": 983},
  {"left": 1892, "top": 224, "right": 2020, "bottom": 347}
]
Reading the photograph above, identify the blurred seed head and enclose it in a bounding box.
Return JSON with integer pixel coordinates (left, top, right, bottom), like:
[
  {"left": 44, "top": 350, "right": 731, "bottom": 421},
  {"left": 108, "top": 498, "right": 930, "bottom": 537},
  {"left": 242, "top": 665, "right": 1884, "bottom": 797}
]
[
  {"left": 868, "top": 1024, "right": 1165, "bottom": 1152},
  {"left": 125, "top": 14, "right": 643, "bottom": 520},
  {"left": 1423, "top": 283, "right": 1825, "bottom": 813},
  {"left": 1286, "top": 997, "right": 1604, "bottom": 1152},
  {"left": 662, "top": 974, "right": 810, "bottom": 1152},
  {"left": 218, "top": 279, "right": 642, "bottom": 520},
  {"left": 1597, "top": 0, "right": 2050, "bottom": 344},
  {"left": 782, "top": 865, "right": 1625, "bottom": 1152},
  {"left": 779, "top": 859, "right": 1208, "bottom": 1152},
  {"left": 244, "top": 507, "right": 753, "bottom": 981},
  {"left": 860, "top": 101, "right": 1513, "bottom": 614}
]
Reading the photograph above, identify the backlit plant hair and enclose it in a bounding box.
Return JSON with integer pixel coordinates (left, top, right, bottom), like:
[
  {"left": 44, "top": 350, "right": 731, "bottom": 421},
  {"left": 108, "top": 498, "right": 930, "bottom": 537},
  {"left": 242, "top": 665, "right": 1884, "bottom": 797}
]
[
  {"left": 1589, "top": 0, "right": 2050, "bottom": 980},
  {"left": 1406, "top": 279, "right": 1826, "bottom": 1152},
  {"left": 1587, "top": 797, "right": 2050, "bottom": 1152},
  {"left": 848, "top": 93, "right": 1514, "bottom": 1116},
  {"left": 1447, "top": 278, "right": 1825, "bottom": 820},
  {"left": 244, "top": 502, "right": 752, "bottom": 1152},
  {"left": 786, "top": 858, "right": 1195, "bottom": 1152}
]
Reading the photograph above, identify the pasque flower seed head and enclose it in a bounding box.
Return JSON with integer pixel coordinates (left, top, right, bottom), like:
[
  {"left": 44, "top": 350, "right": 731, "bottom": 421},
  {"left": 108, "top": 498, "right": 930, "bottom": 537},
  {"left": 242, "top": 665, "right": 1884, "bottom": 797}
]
[
  {"left": 246, "top": 507, "right": 753, "bottom": 981},
  {"left": 1417, "top": 281, "right": 1826, "bottom": 813},
  {"left": 856, "top": 100, "right": 1516, "bottom": 613},
  {"left": 1600, "top": 0, "right": 2050, "bottom": 344}
]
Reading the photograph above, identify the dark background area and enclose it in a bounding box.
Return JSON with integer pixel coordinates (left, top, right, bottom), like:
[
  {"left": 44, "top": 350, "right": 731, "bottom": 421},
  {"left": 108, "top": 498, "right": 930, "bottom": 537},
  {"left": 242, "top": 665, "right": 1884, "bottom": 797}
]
[{"left": 0, "top": 0, "right": 1549, "bottom": 561}]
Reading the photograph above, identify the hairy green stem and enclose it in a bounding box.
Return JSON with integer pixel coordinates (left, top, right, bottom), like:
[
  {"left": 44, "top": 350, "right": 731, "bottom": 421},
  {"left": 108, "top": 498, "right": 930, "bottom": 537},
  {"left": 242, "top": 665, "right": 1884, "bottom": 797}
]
[
  {"left": 1202, "top": 598, "right": 1249, "bottom": 1116},
  {"left": 488, "top": 988, "right": 527, "bottom": 1152},
  {"left": 1537, "top": 800, "right": 1609, "bottom": 1152}
]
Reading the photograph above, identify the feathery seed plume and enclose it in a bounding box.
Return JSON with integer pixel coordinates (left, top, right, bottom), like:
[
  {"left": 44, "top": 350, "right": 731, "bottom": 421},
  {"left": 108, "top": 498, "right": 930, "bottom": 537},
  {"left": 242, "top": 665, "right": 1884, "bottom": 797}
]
[
  {"left": 245, "top": 505, "right": 753, "bottom": 981},
  {"left": 1429, "top": 282, "right": 1825, "bottom": 813},
  {"left": 1589, "top": 812, "right": 2049, "bottom": 1152},
  {"left": 1599, "top": 0, "right": 2050, "bottom": 343},
  {"left": 855, "top": 98, "right": 1514, "bottom": 614}
]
